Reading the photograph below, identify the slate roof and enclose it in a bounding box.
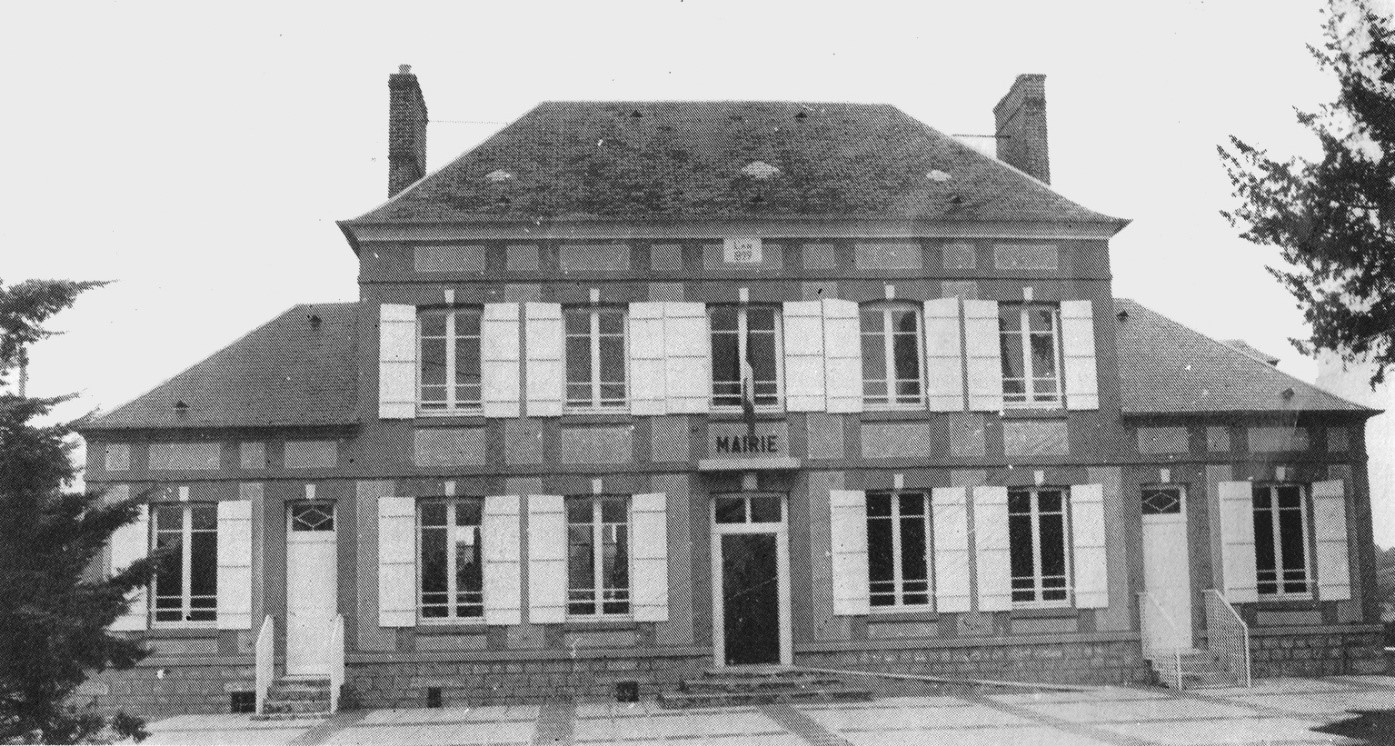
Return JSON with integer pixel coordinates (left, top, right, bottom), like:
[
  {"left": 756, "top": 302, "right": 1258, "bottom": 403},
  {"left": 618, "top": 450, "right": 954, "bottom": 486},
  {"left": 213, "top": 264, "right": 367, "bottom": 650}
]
[
  {"left": 346, "top": 101, "right": 1125, "bottom": 226},
  {"left": 1114, "top": 299, "right": 1369, "bottom": 415},
  {"left": 79, "top": 304, "right": 358, "bottom": 431}
]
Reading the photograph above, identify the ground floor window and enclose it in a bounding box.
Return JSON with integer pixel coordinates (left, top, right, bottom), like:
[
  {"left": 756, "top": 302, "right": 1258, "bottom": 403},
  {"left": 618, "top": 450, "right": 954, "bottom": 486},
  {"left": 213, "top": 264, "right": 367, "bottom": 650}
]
[
  {"left": 1253, "top": 483, "right": 1311, "bottom": 597},
  {"left": 1009, "top": 487, "right": 1070, "bottom": 604},
  {"left": 866, "top": 491, "right": 931, "bottom": 608},
  {"left": 152, "top": 503, "right": 218, "bottom": 624},
  {"left": 419, "top": 498, "right": 484, "bottom": 620},
  {"left": 567, "top": 495, "right": 630, "bottom": 616}
]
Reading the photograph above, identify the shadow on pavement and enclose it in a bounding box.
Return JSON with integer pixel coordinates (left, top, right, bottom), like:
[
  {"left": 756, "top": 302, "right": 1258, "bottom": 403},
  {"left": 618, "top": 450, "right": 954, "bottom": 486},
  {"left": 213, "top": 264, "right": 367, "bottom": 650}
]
[{"left": 1311, "top": 709, "right": 1395, "bottom": 745}]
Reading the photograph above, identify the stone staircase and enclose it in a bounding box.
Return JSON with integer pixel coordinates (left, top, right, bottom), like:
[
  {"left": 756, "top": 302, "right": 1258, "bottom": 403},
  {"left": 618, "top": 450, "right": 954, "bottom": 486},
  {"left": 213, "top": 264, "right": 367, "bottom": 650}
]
[
  {"left": 657, "top": 666, "right": 873, "bottom": 709},
  {"left": 250, "top": 677, "right": 332, "bottom": 720},
  {"left": 1151, "top": 649, "right": 1240, "bottom": 689}
]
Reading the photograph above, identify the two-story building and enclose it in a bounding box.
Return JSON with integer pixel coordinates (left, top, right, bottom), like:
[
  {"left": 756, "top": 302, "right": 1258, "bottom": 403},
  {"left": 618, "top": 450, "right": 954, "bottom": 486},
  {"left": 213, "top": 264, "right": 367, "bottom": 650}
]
[{"left": 76, "top": 67, "right": 1388, "bottom": 715}]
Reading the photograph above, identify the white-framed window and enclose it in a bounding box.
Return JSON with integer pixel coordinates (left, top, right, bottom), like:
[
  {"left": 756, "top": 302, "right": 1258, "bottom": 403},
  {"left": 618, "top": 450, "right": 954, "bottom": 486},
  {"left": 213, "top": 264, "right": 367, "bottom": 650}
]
[
  {"left": 866, "top": 491, "right": 931, "bottom": 608},
  {"left": 152, "top": 503, "right": 218, "bottom": 625},
  {"left": 566, "top": 495, "right": 630, "bottom": 616},
  {"left": 565, "top": 306, "right": 627, "bottom": 411},
  {"left": 1008, "top": 487, "right": 1071, "bottom": 605},
  {"left": 860, "top": 303, "right": 925, "bottom": 408},
  {"left": 418, "top": 498, "right": 485, "bottom": 621},
  {"left": 710, "top": 305, "right": 783, "bottom": 409},
  {"left": 1253, "top": 483, "right": 1312, "bottom": 598},
  {"left": 418, "top": 307, "right": 482, "bottom": 413},
  {"left": 999, "top": 304, "right": 1063, "bottom": 407}
]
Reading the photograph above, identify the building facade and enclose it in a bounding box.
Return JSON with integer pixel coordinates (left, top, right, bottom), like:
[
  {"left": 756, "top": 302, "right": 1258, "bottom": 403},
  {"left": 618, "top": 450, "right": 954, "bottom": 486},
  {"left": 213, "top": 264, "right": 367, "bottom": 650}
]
[{"left": 76, "top": 68, "right": 1387, "bottom": 715}]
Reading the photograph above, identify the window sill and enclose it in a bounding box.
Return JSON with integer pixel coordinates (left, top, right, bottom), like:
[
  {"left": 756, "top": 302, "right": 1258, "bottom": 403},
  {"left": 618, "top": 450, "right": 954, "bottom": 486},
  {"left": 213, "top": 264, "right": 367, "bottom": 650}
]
[
  {"left": 707, "top": 408, "right": 786, "bottom": 421},
  {"left": 1254, "top": 596, "right": 1318, "bottom": 608},
  {"left": 561, "top": 411, "right": 634, "bottom": 424},
  {"left": 1000, "top": 408, "right": 1067, "bottom": 420},
  {"left": 563, "top": 619, "right": 637, "bottom": 631},
  {"left": 858, "top": 409, "right": 931, "bottom": 422},
  {"left": 416, "top": 621, "right": 489, "bottom": 635},
  {"left": 413, "top": 413, "right": 487, "bottom": 426},
  {"left": 1010, "top": 605, "right": 1077, "bottom": 618},
  {"left": 866, "top": 609, "right": 938, "bottom": 622},
  {"left": 147, "top": 625, "right": 219, "bottom": 636}
]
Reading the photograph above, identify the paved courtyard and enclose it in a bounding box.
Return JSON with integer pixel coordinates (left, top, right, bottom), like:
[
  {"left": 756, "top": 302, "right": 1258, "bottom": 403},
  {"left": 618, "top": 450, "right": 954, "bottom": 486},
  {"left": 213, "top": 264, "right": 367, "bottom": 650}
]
[{"left": 139, "top": 675, "right": 1395, "bottom": 745}]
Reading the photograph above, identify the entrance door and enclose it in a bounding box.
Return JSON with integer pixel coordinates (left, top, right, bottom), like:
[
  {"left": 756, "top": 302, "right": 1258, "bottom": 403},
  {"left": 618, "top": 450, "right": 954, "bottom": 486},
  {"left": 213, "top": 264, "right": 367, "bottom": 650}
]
[
  {"left": 1141, "top": 485, "right": 1193, "bottom": 650},
  {"left": 710, "top": 493, "right": 792, "bottom": 667},
  {"left": 286, "top": 503, "right": 337, "bottom": 676}
]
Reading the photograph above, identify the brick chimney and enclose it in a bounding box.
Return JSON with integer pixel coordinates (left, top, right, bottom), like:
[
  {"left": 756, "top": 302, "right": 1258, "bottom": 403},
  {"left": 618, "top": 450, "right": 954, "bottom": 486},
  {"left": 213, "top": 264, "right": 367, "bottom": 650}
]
[
  {"left": 388, "top": 64, "right": 428, "bottom": 197},
  {"left": 993, "top": 74, "right": 1050, "bottom": 184}
]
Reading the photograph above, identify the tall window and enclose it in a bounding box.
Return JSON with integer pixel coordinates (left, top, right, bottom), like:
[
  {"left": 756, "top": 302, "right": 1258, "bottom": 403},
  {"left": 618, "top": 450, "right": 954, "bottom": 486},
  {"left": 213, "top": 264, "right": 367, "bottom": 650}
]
[
  {"left": 710, "top": 306, "right": 782, "bottom": 408},
  {"left": 152, "top": 503, "right": 217, "bottom": 624},
  {"left": 866, "top": 492, "right": 931, "bottom": 608},
  {"left": 565, "top": 307, "right": 627, "bottom": 410},
  {"left": 418, "top": 308, "right": 482, "bottom": 413},
  {"left": 1009, "top": 488, "right": 1070, "bottom": 604},
  {"left": 566, "top": 496, "right": 630, "bottom": 616},
  {"left": 999, "top": 304, "right": 1062, "bottom": 407},
  {"left": 1253, "top": 484, "right": 1311, "bottom": 597},
  {"left": 861, "top": 303, "right": 924, "bottom": 407},
  {"left": 419, "top": 498, "right": 484, "bottom": 620}
]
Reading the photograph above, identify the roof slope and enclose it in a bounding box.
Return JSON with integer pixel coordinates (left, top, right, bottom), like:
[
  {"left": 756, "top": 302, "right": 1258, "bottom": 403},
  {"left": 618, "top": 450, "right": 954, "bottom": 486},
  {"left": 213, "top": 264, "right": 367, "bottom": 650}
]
[
  {"left": 349, "top": 101, "right": 1124, "bottom": 225},
  {"left": 1115, "top": 298, "right": 1368, "bottom": 415},
  {"left": 80, "top": 304, "right": 358, "bottom": 431}
]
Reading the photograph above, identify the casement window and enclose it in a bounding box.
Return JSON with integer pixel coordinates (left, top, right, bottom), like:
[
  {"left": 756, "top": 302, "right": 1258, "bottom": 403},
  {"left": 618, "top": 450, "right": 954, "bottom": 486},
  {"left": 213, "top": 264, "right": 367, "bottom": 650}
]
[
  {"left": 419, "top": 498, "right": 484, "bottom": 620},
  {"left": 860, "top": 303, "right": 924, "bottom": 407},
  {"left": 152, "top": 503, "right": 218, "bottom": 624},
  {"left": 1253, "top": 484, "right": 1312, "bottom": 597},
  {"left": 566, "top": 495, "right": 631, "bottom": 616},
  {"left": 1008, "top": 487, "right": 1071, "bottom": 605},
  {"left": 999, "top": 304, "right": 1063, "bottom": 407},
  {"left": 564, "top": 307, "right": 627, "bottom": 410},
  {"left": 418, "top": 308, "right": 482, "bottom": 413},
  {"left": 866, "top": 491, "right": 931, "bottom": 608},
  {"left": 710, "top": 305, "right": 782, "bottom": 408}
]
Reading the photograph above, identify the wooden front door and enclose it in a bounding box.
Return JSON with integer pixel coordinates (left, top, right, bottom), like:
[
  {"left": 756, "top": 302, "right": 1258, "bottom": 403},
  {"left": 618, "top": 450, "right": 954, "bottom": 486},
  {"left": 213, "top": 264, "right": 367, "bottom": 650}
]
[
  {"left": 1141, "top": 485, "right": 1193, "bottom": 649},
  {"left": 710, "top": 493, "right": 792, "bottom": 667},
  {"left": 286, "top": 503, "right": 337, "bottom": 676}
]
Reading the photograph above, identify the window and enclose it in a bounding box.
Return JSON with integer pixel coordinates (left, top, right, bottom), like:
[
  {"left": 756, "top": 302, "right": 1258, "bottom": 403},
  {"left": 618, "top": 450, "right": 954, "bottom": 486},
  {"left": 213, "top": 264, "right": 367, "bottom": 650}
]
[
  {"left": 999, "top": 304, "right": 1063, "bottom": 407},
  {"left": 152, "top": 503, "right": 217, "bottom": 624},
  {"left": 866, "top": 492, "right": 931, "bottom": 608},
  {"left": 710, "top": 306, "right": 782, "bottom": 408},
  {"left": 1142, "top": 486, "right": 1183, "bottom": 515},
  {"left": 714, "top": 494, "right": 783, "bottom": 524},
  {"left": 1009, "top": 488, "right": 1070, "bottom": 604},
  {"left": 419, "top": 498, "right": 484, "bottom": 620},
  {"left": 1253, "top": 484, "right": 1312, "bottom": 597},
  {"left": 566, "top": 496, "right": 630, "bottom": 616},
  {"left": 565, "top": 307, "right": 627, "bottom": 410},
  {"left": 861, "top": 303, "right": 924, "bottom": 407},
  {"left": 418, "top": 308, "right": 482, "bottom": 413}
]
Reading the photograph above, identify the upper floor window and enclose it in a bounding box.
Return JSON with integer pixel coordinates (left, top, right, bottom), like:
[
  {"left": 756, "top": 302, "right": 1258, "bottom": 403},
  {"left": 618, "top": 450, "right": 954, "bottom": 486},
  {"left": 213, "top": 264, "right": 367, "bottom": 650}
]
[
  {"left": 419, "top": 308, "right": 482, "bottom": 413},
  {"left": 419, "top": 498, "right": 484, "bottom": 621},
  {"left": 1009, "top": 487, "right": 1070, "bottom": 605},
  {"left": 152, "top": 503, "right": 217, "bottom": 625},
  {"left": 565, "top": 307, "right": 627, "bottom": 411},
  {"left": 866, "top": 491, "right": 931, "bottom": 608},
  {"left": 567, "top": 495, "right": 630, "bottom": 617},
  {"left": 710, "top": 305, "right": 782, "bottom": 409},
  {"left": 861, "top": 303, "right": 924, "bottom": 408},
  {"left": 1000, "top": 304, "right": 1062, "bottom": 407},
  {"left": 1253, "top": 484, "right": 1311, "bottom": 597}
]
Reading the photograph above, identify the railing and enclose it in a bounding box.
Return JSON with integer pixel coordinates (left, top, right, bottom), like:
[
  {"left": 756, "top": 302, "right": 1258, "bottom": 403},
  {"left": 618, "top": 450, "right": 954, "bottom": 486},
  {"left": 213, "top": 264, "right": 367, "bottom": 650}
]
[
  {"left": 329, "top": 614, "right": 346, "bottom": 712},
  {"left": 1204, "top": 589, "right": 1251, "bottom": 687},
  {"left": 254, "top": 615, "right": 274, "bottom": 715},
  {"left": 1137, "top": 592, "right": 1184, "bottom": 689}
]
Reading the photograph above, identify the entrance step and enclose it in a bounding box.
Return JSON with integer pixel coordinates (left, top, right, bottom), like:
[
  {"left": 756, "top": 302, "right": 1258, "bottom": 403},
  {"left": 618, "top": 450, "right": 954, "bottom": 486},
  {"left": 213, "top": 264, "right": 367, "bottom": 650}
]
[
  {"left": 659, "top": 667, "right": 872, "bottom": 709},
  {"left": 251, "top": 677, "right": 332, "bottom": 720},
  {"left": 1149, "top": 652, "right": 1242, "bottom": 690}
]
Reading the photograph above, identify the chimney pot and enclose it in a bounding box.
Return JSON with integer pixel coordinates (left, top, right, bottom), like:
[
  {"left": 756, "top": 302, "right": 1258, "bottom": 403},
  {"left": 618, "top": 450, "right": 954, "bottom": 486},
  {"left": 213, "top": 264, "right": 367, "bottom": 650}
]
[
  {"left": 387, "top": 66, "right": 429, "bottom": 197},
  {"left": 399, "top": 64, "right": 412, "bottom": 74},
  {"left": 993, "top": 74, "right": 1050, "bottom": 184}
]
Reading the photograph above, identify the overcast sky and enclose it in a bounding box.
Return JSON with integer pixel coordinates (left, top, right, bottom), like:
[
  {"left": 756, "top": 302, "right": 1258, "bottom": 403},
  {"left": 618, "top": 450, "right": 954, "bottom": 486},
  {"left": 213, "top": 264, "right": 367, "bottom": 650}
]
[{"left": 2, "top": 1, "right": 1389, "bottom": 545}]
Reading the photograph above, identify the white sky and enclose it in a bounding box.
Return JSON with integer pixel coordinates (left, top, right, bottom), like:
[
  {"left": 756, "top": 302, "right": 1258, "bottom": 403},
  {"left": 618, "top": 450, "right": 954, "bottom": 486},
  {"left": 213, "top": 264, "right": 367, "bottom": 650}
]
[{"left": 2, "top": 1, "right": 1389, "bottom": 545}]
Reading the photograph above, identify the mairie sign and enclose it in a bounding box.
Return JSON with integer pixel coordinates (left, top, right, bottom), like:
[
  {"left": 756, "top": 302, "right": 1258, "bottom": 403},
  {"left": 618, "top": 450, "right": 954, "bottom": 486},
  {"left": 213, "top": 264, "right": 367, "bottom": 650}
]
[{"left": 708, "top": 422, "right": 788, "bottom": 457}]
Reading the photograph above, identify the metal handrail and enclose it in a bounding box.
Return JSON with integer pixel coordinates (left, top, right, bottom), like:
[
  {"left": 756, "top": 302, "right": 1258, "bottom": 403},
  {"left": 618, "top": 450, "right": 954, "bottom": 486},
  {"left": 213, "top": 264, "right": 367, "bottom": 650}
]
[
  {"left": 254, "top": 615, "right": 274, "bottom": 715},
  {"left": 1137, "top": 592, "right": 1184, "bottom": 689},
  {"left": 1204, "top": 589, "right": 1251, "bottom": 687},
  {"left": 329, "top": 615, "right": 346, "bottom": 712}
]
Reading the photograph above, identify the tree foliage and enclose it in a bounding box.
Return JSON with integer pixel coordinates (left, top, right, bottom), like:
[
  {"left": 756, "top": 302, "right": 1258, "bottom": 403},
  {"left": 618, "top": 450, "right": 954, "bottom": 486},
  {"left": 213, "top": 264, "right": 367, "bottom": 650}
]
[{"left": 1219, "top": 0, "right": 1395, "bottom": 383}]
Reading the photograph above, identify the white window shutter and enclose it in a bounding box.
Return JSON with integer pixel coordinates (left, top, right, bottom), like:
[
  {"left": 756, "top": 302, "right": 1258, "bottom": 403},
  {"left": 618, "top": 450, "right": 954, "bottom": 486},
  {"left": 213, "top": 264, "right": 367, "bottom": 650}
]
[
  {"left": 484, "top": 494, "right": 523, "bottom": 625},
  {"left": 377, "top": 496, "right": 417, "bottom": 627},
  {"left": 664, "top": 302, "right": 710, "bottom": 414},
  {"left": 822, "top": 299, "right": 863, "bottom": 413},
  {"left": 109, "top": 503, "right": 149, "bottom": 631},
  {"left": 215, "top": 500, "right": 253, "bottom": 630},
  {"left": 829, "top": 489, "right": 869, "bottom": 615},
  {"left": 526, "top": 495, "right": 567, "bottom": 624},
  {"left": 631, "top": 493, "right": 669, "bottom": 622},
  {"left": 628, "top": 302, "right": 667, "bottom": 416},
  {"left": 963, "top": 300, "right": 1004, "bottom": 412},
  {"left": 1070, "top": 483, "right": 1108, "bottom": 608},
  {"left": 524, "top": 303, "right": 564, "bottom": 417},
  {"left": 482, "top": 303, "right": 522, "bottom": 418},
  {"left": 1312, "top": 479, "right": 1352, "bottom": 601},
  {"left": 973, "top": 486, "right": 1011, "bottom": 611},
  {"left": 931, "top": 487, "right": 971, "bottom": 612},
  {"left": 1218, "top": 481, "right": 1258, "bottom": 603},
  {"left": 782, "top": 301, "right": 826, "bottom": 412},
  {"left": 923, "top": 298, "right": 966, "bottom": 412},
  {"left": 1060, "top": 300, "right": 1099, "bottom": 410},
  {"left": 379, "top": 304, "right": 417, "bottom": 419}
]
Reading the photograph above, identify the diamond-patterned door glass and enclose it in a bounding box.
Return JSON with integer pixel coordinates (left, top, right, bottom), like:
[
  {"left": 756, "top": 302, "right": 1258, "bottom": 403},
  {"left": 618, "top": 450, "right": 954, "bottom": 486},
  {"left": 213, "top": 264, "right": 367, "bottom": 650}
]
[
  {"left": 291, "top": 503, "right": 335, "bottom": 531},
  {"left": 1141, "top": 487, "right": 1182, "bottom": 515}
]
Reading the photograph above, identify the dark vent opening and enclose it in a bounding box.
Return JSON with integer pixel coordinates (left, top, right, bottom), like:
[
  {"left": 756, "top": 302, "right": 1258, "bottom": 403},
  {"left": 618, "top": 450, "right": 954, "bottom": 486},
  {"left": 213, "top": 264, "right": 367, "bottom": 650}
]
[
  {"left": 616, "top": 681, "right": 639, "bottom": 703},
  {"left": 749, "top": 195, "right": 765, "bottom": 205},
  {"left": 794, "top": 111, "right": 808, "bottom": 119},
  {"left": 230, "top": 692, "right": 255, "bottom": 714},
  {"left": 426, "top": 687, "right": 443, "bottom": 708}
]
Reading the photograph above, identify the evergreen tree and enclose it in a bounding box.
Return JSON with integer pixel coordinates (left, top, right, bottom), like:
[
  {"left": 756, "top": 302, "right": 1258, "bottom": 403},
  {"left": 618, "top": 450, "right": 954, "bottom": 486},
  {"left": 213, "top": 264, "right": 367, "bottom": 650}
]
[
  {"left": 0, "top": 279, "right": 157, "bottom": 743},
  {"left": 1219, "top": 0, "right": 1395, "bottom": 381}
]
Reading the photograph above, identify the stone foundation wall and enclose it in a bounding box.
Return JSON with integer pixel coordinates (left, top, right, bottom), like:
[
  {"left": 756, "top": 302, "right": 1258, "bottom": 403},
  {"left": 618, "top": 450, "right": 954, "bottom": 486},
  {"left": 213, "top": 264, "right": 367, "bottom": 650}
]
[
  {"left": 71, "top": 663, "right": 254, "bottom": 718},
  {"left": 796, "top": 638, "right": 1151, "bottom": 686},
  {"left": 1251, "top": 629, "right": 1387, "bottom": 678}
]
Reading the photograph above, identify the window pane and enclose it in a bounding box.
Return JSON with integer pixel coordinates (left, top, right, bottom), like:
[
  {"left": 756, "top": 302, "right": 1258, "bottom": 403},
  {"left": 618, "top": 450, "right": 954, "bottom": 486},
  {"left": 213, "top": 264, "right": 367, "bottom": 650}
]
[
  {"left": 191, "top": 505, "right": 216, "bottom": 531},
  {"left": 455, "top": 310, "right": 480, "bottom": 337},
  {"left": 711, "top": 330, "right": 739, "bottom": 399},
  {"left": 566, "top": 337, "right": 592, "bottom": 385},
  {"left": 1253, "top": 506, "right": 1276, "bottom": 572},
  {"left": 422, "top": 503, "right": 448, "bottom": 527},
  {"left": 892, "top": 333, "right": 919, "bottom": 382},
  {"left": 567, "top": 526, "right": 595, "bottom": 590},
  {"left": 455, "top": 338, "right": 480, "bottom": 383},
  {"left": 604, "top": 525, "right": 628, "bottom": 590},
  {"left": 456, "top": 499, "right": 482, "bottom": 526},
  {"left": 1276, "top": 485, "right": 1302, "bottom": 508},
  {"left": 1000, "top": 333, "right": 1024, "bottom": 378},
  {"left": 1030, "top": 334, "right": 1057, "bottom": 376},
  {"left": 750, "top": 496, "right": 781, "bottom": 523},
  {"left": 867, "top": 519, "right": 893, "bottom": 582},
  {"left": 892, "top": 310, "right": 918, "bottom": 335},
  {"left": 566, "top": 497, "right": 593, "bottom": 524},
  {"left": 1027, "top": 308, "right": 1054, "bottom": 333},
  {"left": 154, "top": 534, "right": 182, "bottom": 604},
  {"left": 421, "top": 526, "right": 447, "bottom": 594},
  {"left": 900, "top": 513, "right": 928, "bottom": 581},
  {"left": 1039, "top": 513, "right": 1066, "bottom": 578},
  {"left": 154, "top": 505, "right": 182, "bottom": 530},
  {"left": 599, "top": 337, "right": 625, "bottom": 385},
  {"left": 749, "top": 333, "right": 777, "bottom": 382},
  {"left": 715, "top": 497, "right": 746, "bottom": 523},
  {"left": 747, "top": 308, "right": 776, "bottom": 332},
  {"left": 710, "top": 306, "right": 738, "bottom": 332},
  {"left": 898, "top": 494, "right": 925, "bottom": 516},
  {"left": 860, "top": 309, "right": 884, "bottom": 333},
  {"left": 862, "top": 335, "right": 886, "bottom": 381},
  {"left": 1009, "top": 513, "right": 1034, "bottom": 580},
  {"left": 998, "top": 308, "right": 1021, "bottom": 333},
  {"left": 190, "top": 529, "right": 217, "bottom": 596},
  {"left": 1252, "top": 486, "right": 1271, "bottom": 509},
  {"left": 600, "top": 498, "right": 627, "bottom": 523},
  {"left": 1278, "top": 510, "right": 1307, "bottom": 574},
  {"left": 420, "top": 313, "right": 447, "bottom": 337},
  {"left": 598, "top": 311, "right": 624, "bottom": 336},
  {"left": 564, "top": 311, "right": 589, "bottom": 335},
  {"left": 420, "top": 338, "right": 447, "bottom": 386},
  {"left": 867, "top": 493, "right": 892, "bottom": 517},
  {"left": 1038, "top": 491, "right": 1062, "bottom": 513}
]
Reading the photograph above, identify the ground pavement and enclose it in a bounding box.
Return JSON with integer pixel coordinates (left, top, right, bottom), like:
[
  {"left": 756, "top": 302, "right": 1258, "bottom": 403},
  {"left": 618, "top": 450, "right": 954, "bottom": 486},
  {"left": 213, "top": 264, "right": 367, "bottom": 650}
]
[{"left": 138, "top": 675, "right": 1395, "bottom": 745}]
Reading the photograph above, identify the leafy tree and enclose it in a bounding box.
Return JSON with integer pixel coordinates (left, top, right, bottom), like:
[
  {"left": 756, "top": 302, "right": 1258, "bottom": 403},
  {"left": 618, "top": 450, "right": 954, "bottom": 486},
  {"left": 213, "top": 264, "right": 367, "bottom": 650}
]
[
  {"left": 0, "top": 279, "right": 157, "bottom": 743},
  {"left": 1219, "top": 0, "right": 1395, "bottom": 381}
]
